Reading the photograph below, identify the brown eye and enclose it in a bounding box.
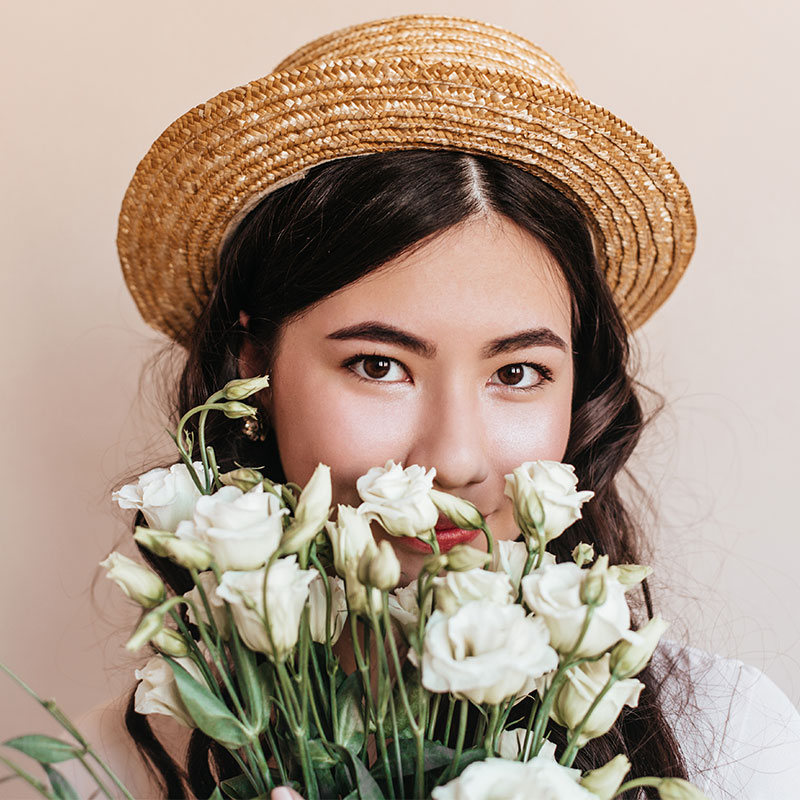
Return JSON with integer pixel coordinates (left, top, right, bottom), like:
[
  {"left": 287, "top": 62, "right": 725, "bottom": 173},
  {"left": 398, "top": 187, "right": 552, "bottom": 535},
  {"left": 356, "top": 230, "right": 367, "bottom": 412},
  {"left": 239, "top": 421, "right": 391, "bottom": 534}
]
[
  {"left": 496, "top": 364, "right": 525, "bottom": 385},
  {"left": 349, "top": 355, "right": 407, "bottom": 382},
  {"left": 488, "top": 363, "right": 546, "bottom": 389},
  {"left": 362, "top": 357, "right": 392, "bottom": 379}
]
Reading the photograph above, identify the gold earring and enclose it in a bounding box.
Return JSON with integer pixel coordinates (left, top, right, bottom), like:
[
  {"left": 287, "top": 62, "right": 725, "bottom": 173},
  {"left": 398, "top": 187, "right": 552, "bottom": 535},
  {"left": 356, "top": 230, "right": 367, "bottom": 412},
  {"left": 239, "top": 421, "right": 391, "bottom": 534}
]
[{"left": 242, "top": 416, "right": 267, "bottom": 442}]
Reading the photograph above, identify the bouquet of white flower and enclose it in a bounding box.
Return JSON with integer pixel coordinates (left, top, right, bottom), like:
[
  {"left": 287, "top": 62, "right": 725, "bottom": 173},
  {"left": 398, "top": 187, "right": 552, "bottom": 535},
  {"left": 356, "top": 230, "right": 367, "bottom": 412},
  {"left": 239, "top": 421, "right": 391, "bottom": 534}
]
[{"left": 1, "top": 378, "right": 708, "bottom": 800}]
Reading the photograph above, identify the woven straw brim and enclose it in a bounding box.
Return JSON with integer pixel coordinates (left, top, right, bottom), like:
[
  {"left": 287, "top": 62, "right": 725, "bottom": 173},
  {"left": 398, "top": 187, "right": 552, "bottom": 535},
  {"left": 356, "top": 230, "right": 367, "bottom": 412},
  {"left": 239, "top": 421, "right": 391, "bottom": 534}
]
[{"left": 118, "top": 57, "right": 695, "bottom": 343}]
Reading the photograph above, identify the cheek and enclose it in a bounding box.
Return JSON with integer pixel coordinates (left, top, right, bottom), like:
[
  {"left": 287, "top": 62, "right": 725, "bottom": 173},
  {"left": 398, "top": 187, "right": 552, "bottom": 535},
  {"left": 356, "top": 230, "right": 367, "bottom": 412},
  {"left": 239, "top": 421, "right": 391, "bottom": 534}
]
[
  {"left": 485, "top": 396, "right": 572, "bottom": 467},
  {"left": 270, "top": 375, "right": 417, "bottom": 505}
]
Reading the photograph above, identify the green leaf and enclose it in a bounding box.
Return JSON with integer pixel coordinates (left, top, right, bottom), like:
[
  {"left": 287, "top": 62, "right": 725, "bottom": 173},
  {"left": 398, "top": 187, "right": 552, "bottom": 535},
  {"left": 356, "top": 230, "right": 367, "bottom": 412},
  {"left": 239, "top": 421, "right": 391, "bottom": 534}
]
[
  {"left": 4, "top": 735, "right": 81, "bottom": 764},
  {"left": 335, "top": 672, "right": 365, "bottom": 753},
  {"left": 307, "top": 739, "right": 337, "bottom": 766},
  {"left": 375, "top": 739, "right": 456, "bottom": 777},
  {"left": 166, "top": 659, "right": 251, "bottom": 749},
  {"left": 229, "top": 626, "right": 272, "bottom": 734},
  {"left": 451, "top": 746, "right": 487, "bottom": 777},
  {"left": 220, "top": 773, "right": 264, "bottom": 799},
  {"left": 44, "top": 766, "right": 80, "bottom": 800},
  {"left": 325, "top": 743, "right": 384, "bottom": 800},
  {"left": 207, "top": 787, "right": 225, "bottom": 800}
]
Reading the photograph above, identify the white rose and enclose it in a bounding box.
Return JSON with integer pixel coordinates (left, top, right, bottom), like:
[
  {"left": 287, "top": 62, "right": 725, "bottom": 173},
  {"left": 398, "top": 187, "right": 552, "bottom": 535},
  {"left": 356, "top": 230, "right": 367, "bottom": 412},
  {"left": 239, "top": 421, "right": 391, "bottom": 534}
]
[
  {"left": 541, "top": 654, "right": 643, "bottom": 747},
  {"left": 522, "top": 562, "right": 633, "bottom": 658},
  {"left": 113, "top": 462, "right": 204, "bottom": 532},
  {"left": 433, "top": 569, "right": 514, "bottom": 615},
  {"left": 100, "top": 552, "right": 165, "bottom": 608},
  {"left": 134, "top": 655, "right": 207, "bottom": 728},
  {"left": 216, "top": 556, "right": 316, "bottom": 661},
  {"left": 308, "top": 571, "right": 347, "bottom": 645},
  {"left": 185, "top": 571, "right": 230, "bottom": 639},
  {"left": 326, "top": 505, "right": 377, "bottom": 578},
  {"left": 357, "top": 460, "right": 439, "bottom": 537},
  {"left": 388, "top": 580, "right": 432, "bottom": 640},
  {"left": 420, "top": 601, "right": 557, "bottom": 706},
  {"left": 176, "top": 484, "right": 288, "bottom": 572},
  {"left": 497, "top": 730, "right": 557, "bottom": 762},
  {"left": 504, "top": 461, "right": 594, "bottom": 542},
  {"left": 431, "top": 756, "right": 598, "bottom": 800},
  {"left": 489, "top": 540, "right": 555, "bottom": 591}
]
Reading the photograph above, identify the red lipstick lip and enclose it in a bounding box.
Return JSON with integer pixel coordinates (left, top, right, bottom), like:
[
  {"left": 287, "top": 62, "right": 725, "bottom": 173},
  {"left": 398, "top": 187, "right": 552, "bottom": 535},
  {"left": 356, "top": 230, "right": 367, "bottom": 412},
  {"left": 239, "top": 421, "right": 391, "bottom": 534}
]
[{"left": 398, "top": 515, "right": 482, "bottom": 554}]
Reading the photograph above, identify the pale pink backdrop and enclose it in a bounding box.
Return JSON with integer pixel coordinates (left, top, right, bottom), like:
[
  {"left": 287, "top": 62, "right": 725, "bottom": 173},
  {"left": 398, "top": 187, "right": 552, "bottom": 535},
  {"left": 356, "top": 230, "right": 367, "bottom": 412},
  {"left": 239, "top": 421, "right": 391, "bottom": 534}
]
[{"left": 1, "top": 0, "right": 798, "bottom": 786}]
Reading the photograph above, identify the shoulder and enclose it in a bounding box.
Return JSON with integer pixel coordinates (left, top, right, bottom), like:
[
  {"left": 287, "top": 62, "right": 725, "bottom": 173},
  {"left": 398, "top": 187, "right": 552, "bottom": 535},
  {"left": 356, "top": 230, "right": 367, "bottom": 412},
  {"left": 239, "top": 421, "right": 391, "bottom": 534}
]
[
  {"left": 60, "top": 693, "right": 192, "bottom": 799},
  {"left": 655, "top": 641, "right": 800, "bottom": 800}
]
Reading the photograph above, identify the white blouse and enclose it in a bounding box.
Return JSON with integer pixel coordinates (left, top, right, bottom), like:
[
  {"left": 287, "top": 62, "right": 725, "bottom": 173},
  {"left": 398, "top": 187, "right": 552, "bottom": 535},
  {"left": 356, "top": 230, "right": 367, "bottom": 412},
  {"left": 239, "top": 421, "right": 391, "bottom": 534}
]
[{"left": 658, "top": 643, "right": 800, "bottom": 799}]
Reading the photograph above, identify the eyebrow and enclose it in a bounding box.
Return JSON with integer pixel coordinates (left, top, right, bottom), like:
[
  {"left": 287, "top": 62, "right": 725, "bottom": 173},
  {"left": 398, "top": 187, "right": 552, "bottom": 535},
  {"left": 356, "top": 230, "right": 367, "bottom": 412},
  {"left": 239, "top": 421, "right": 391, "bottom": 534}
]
[
  {"left": 482, "top": 328, "right": 569, "bottom": 358},
  {"left": 326, "top": 322, "right": 436, "bottom": 357},
  {"left": 326, "top": 322, "right": 568, "bottom": 359}
]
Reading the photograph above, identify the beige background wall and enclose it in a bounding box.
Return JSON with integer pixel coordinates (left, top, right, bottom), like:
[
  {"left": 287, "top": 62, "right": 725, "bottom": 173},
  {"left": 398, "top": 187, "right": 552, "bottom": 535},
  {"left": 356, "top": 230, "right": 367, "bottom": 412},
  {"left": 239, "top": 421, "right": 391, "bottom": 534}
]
[{"left": 1, "top": 0, "right": 798, "bottom": 774}]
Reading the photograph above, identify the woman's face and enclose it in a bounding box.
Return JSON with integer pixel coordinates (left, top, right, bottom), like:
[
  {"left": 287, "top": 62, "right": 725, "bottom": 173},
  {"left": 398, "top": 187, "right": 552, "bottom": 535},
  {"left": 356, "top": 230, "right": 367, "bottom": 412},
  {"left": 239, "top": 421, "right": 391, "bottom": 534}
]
[{"left": 255, "top": 214, "right": 574, "bottom": 583}]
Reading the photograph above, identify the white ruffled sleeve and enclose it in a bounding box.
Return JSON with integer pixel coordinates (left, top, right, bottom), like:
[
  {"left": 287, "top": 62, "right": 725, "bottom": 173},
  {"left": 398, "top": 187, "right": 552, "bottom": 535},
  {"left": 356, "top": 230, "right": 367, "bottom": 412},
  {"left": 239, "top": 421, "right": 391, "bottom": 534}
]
[{"left": 659, "top": 642, "right": 800, "bottom": 800}]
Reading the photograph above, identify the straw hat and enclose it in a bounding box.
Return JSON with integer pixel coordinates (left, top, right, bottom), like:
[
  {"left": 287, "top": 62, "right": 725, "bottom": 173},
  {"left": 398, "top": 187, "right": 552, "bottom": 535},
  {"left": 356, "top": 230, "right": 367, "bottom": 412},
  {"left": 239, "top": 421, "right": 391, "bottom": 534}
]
[{"left": 118, "top": 15, "right": 696, "bottom": 343}]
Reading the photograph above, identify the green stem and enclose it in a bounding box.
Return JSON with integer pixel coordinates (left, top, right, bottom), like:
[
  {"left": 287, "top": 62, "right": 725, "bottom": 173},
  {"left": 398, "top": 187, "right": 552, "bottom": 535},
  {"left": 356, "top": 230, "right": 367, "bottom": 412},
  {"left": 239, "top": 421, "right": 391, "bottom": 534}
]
[
  {"left": 443, "top": 695, "right": 455, "bottom": 746},
  {"left": 275, "top": 661, "right": 317, "bottom": 799},
  {"left": 348, "top": 614, "right": 373, "bottom": 762},
  {"left": 443, "top": 701, "right": 468, "bottom": 784},
  {"left": 76, "top": 754, "right": 115, "bottom": 799},
  {"left": 480, "top": 521, "right": 494, "bottom": 561},
  {"left": 520, "top": 694, "right": 540, "bottom": 761},
  {"left": 388, "top": 690, "right": 404, "bottom": 793},
  {"left": 484, "top": 704, "right": 500, "bottom": 755},
  {"left": 263, "top": 724, "right": 289, "bottom": 785},
  {"left": 246, "top": 741, "right": 273, "bottom": 795},
  {"left": 381, "top": 598, "right": 425, "bottom": 799},
  {"left": 428, "top": 693, "right": 442, "bottom": 739},
  {"left": 367, "top": 606, "right": 396, "bottom": 798},
  {"left": 0, "top": 754, "right": 56, "bottom": 799},
  {"left": 228, "top": 748, "right": 263, "bottom": 796},
  {"left": 197, "top": 408, "right": 212, "bottom": 492},
  {"left": 0, "top": 664, "right": 135, "bottom": 800}
]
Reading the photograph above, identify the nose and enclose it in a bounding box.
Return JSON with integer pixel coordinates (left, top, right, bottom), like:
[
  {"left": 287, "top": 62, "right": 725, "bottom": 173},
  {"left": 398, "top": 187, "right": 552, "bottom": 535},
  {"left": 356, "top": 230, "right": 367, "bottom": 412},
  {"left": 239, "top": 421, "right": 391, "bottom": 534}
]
[{"left": 404, "top": 385, "right": 490, "bottom": 491}]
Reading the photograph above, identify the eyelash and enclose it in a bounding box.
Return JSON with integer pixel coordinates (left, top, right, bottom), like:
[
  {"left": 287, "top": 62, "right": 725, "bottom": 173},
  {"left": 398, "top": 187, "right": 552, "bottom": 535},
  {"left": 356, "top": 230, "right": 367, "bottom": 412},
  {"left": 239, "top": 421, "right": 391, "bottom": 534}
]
[{"left": 342, "top": 353, "right": 554, "bottom": 392}]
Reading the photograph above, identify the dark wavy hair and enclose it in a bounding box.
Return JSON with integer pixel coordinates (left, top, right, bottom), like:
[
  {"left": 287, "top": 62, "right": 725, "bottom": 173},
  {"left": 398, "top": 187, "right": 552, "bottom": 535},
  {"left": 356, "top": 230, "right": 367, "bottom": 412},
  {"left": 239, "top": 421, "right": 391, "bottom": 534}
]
[{"left": 126, "top": 150, "right": 687, "bottom": 797}]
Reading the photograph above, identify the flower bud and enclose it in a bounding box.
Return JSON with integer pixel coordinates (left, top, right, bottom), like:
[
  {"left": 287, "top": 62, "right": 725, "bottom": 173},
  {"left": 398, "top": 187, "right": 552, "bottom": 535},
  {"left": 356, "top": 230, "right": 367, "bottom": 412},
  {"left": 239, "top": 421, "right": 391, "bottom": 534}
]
[
  {"left": 134, "top": 526, "right": 176, "bottom": 558},
  {"left": 220, "top": 401, "right": 258, "bottom": 419},
  {"left": 294, "top": 464, "right": 332, "bottom": 528},
  {"left": 358, "top": 540, "right": 401, "bottom": 591},
  {"left": 610, "top": 616, "right": 669, "bottom": 679},
  {"left": 657, "top": 778, "right": 710, "bottom": 800},
  {"left": 580, "top": 754, "right": 631, "bottom": 800},
  {"left": 151, "top": 627, "right": 190, "bottom": 658},
  {"left": 220, "top": 375, "right": 270, "bottom": 401},
  {"left": 101, "top": 552, "right": 166, "bottom": 608},
  {"left": 280, "top": 464, "right": 333, "bottom": 556},
  {"left": 430, "top": 490, "right": 484, "bottom": 530},
  {"left": 608, "top": 563, "right": 653, "bottom": 592},
  {"left": 422, "top": 553, "right": 449, "bottom": 575},
  {"left": 572, "top": 542, "right": 595, "bottom": 568},
  {"left": 126, "top": 609, "right": 164, "bottom": 652},
  {"left": 444, "top": 545, "right": 491, "bottom": 572},
  {"left": 580, "top": 555, "right": 609, "bottom": 606},
  {"left": 219, "top": 467, "right": 265, "bottom": 493},
  {"left": 161, "top": 537, "right": 214, "bottom": 571}
]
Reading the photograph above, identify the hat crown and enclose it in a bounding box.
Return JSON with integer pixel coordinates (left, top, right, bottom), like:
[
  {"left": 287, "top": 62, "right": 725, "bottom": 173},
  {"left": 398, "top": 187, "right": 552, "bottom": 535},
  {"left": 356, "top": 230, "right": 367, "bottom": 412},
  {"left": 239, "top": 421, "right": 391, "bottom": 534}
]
[{"left": 274, "top": 15, "right": 579, "bottom": 95}]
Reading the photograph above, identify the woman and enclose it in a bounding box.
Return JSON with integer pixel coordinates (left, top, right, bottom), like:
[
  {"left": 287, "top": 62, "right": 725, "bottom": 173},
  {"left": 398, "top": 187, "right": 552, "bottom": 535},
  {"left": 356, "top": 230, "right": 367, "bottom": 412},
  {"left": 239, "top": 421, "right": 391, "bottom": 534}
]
[{"left": 96, "top": 14, "right": 798, "bottom": 800}]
